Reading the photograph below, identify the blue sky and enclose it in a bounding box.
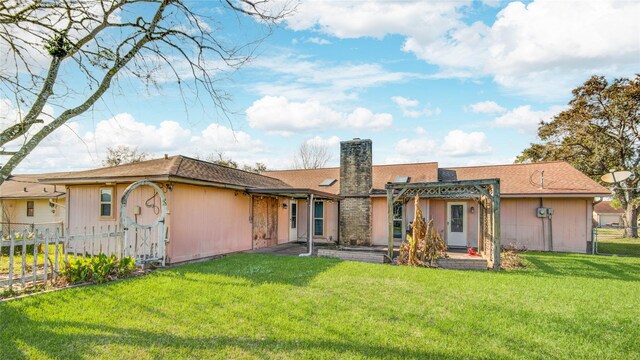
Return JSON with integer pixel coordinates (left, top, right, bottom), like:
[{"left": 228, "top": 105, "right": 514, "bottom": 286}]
[{"left": 4, "top": 0, "right": 640, "bottom": 173}]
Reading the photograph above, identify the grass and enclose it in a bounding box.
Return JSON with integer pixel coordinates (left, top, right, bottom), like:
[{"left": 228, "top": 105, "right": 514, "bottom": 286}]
[
  {"left": 597, "top": 237, "right": 640, "bottom": 256},
  {"left": 0, "top": 245, "right": 65, "bottom": 275},
  {"left": 595, "top": 227, "right": 640, "bottom": 256},
  {"left": 2, "top": 253, "right": 640, "bottom": 359}
]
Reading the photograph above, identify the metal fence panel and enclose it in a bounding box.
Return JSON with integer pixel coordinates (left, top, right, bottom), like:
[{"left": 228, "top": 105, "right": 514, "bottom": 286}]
[{"left": 593, "top": 226, "right": 640, "bottom": 256}]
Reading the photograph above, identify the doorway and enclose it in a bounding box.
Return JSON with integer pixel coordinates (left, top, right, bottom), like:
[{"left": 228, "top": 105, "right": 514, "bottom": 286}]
[{"left": 447, "top": 202, "right": 467, "bottom": 247}]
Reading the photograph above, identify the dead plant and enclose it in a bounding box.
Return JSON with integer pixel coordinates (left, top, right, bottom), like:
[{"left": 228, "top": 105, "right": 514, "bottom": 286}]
[
  {"left": 500, "top": 247, "right": 527, "bottom": 270},
  {"left": 396, "top": 195, "right": 447, "bottom": 267}
]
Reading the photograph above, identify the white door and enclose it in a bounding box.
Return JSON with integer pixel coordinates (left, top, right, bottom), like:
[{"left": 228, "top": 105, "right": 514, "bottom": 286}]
[
  {"left": 447, "top": 202, "right": 467, "bottom": 247},
  {"left": 289, "top": 200, "right": 298, "bottom": 241}
]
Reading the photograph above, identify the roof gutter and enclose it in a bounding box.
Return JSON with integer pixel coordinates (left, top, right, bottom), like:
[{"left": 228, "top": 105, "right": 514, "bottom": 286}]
[{"left": 166, "top": 176, "right": 247, "bottom": 191}]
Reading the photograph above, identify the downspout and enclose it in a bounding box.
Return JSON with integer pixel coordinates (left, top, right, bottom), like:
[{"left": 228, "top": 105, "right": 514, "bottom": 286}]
[
  {"left": 300, "top": 193, "right": 314, "bottom": 256},
  {"left": 548, "top": 212, "right": 553, "bottom": 252}
]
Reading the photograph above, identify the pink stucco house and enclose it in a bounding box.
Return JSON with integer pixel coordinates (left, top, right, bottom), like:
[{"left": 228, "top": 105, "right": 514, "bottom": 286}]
[{"left": 40, "top": 138, "right": 610, "bottom": 266}]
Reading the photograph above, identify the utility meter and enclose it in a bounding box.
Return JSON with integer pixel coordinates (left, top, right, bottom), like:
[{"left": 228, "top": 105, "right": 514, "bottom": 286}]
[{"left": 536, "top": 207, "right": 547, "bottom": 218}]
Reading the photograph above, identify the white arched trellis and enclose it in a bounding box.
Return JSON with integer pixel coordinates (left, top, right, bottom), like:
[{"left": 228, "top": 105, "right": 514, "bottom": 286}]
[{"left": 120, "top": 180, "right": 168, "bottom": 266}]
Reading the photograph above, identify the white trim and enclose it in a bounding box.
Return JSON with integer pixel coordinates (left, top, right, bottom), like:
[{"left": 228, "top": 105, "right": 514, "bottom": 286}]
[
  {"left": 446, "top": 202, "right": 467, "bottom": 247},
  {"left": 289, "top": 199, "right": 298, "bottom": 241}
]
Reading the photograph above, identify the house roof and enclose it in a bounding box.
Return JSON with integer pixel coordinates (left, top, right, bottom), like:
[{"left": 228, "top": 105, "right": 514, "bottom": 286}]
[
  {"left": 0, "top": 174, "right": 65, "bottom": 200},
  {"left": 266, "top": 161, "right": 610, "bottom": 197},
  {"left": 594, "top": 201, "right": 624, "bottom": 214},
  {"left": 263, "top": 162, "right": 440, "bottom": 195},
  {"left": 440, "top": 161, "right": 611, "bottom": 196},
  {"left": 39, "top": 156, "right": 291, "bottom": 190}
]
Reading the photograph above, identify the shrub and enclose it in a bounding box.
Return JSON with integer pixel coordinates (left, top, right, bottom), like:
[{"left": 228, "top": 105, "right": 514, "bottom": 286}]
[
  {"left": 501, "top": 248, "right": 526, "bottom": 270},
  {"left": 61, "top": 255, "right": 138, "bottom": 284}
]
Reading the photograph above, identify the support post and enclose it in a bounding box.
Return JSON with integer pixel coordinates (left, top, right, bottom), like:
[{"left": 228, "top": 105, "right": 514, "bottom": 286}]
[
  {"left": 300, "top": 194, "right": 314, "bottom": 257},
  {"left": 387, "top": 188, "right": 394, "bottom": 260},
  {"left": 492, "top": 181, "right": 501, "bottom": 269}
]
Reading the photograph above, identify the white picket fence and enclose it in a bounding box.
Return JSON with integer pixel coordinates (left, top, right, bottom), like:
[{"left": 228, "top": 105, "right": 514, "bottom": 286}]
[{"left": 0, "top": 225, "right": 161, "bottom": 292}]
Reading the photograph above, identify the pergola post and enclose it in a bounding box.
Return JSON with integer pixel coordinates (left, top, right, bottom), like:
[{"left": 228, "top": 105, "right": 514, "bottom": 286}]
[
  {"left": 387, "top": 188, "right": 394, "bottom": 260},
  {"left": 492, "top": 181, "right": 501, "bottom": 269}
]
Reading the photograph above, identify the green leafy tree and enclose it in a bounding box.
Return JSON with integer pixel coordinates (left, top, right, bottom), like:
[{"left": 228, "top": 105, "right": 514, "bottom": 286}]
[{"left": 516, "top": 75, "right": 640, "bottom": 236}]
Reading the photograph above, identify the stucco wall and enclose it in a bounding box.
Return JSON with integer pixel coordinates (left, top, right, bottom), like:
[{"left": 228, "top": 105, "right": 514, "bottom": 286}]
[
  {"left": 500, "top": 197, "right": 591, "bottom": 253},
  {"left": 167, "top": 184, "right": 253, "bottom": 263},
  {"left": 277, "top": 198, "right": 290, "bottom": 244},
  {"left": 296, "top": 199, "right": 338, "bottom": 243},
  {"left": 371, "top": 196, "right": 592, "bottom": 253},
  {"left": 67, "top": 184, "right": 158, "bottom": 232}
]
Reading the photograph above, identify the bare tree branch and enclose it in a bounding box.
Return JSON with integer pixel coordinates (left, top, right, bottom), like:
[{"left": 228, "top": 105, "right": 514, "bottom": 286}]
[{"left": 0, "top": 0, "right": 292, "bottom": 182}]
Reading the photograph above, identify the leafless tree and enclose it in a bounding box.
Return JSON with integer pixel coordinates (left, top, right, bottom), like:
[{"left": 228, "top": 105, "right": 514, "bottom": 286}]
[
  {"left": 102, "top": 145, "right": 148, "bottom": 166},
  {"left": 292, "top": 142, "right": 331, "bottom": 169},
  {"left": 0, "top": 0, "right": 293, "bottom": 184}
]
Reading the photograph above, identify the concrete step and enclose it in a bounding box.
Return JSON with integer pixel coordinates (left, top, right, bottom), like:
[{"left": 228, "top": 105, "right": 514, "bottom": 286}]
[
  {"left": 436, "top": 258, "right": 488, "bottom": 270},
  {"left": 317, "top": 249, "right": 386, "bottom": 264}
]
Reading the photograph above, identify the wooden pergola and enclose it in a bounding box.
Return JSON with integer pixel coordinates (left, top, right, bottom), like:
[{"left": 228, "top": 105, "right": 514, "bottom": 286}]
[{"left": 385, "top": 179, "right": 501, "bottom": 269}]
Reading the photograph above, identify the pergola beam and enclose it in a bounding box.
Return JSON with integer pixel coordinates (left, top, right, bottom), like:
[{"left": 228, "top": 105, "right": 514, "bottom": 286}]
[{"left": 385, "top": 179, "right": 501, "bottom": 269}]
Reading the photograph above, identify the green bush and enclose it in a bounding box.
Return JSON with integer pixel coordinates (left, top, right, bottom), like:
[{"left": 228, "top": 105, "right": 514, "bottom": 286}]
[{"left": 61, "top": 255, "right": 137, "bottom": 284}]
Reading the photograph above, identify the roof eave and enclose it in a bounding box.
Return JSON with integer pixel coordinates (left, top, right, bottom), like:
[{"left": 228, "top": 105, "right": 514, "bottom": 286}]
[
  {"left": 38, "top": 175, "right": 171, "bottom": 185},
  {"left": 246, "top": 187, "right": 342, "bottom": 200},
  {"left": 0, "top": 193, "right": 65, "bottom": 200}
]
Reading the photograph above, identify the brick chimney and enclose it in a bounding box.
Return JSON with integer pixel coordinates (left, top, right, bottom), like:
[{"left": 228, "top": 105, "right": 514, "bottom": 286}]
[{"left": 339, "top": 138, "right": 372, "bottom": 245}]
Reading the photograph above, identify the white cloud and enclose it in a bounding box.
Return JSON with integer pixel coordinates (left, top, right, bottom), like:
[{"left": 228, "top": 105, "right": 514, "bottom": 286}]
[
  {"left": 395, "top": 138, "right": 438, "bottom": 156},
  {"left": 440, "top": 130, "right": 492, "bottom": 157},
  {"left": 391, "top": 96, "right": 441, "bottom": 118},
  {"left": 270, "top": 0, "right": 640, "bottom": 99},
  {"left": 250, "top": 54, "right": 419, "bottom": 103},
  {"left": 391, "top": 96, "right": 419, "bottom": 109},
  {"left": 492, "top": 105, "right": 566, "bottom": 134},
  {"left": 306, "top": 37, "right": 332, "bottom": 45},
  {"left": 246, "top": 96, "right": 393, "bottom": 136},
  {"left": 280, "top": 1, "right": 466, "bottom": 40},
  {"left": 0, "top": 102, "right": 263, "bottom": 173},
  {"left": 305, "top": 135, "right": 340, "bottom": 147},
  {"left": 466, "top": 101, "right": 506, "bottom": 114},
  {"left": 191, "top": 123, "right": 262, "bottom": 155},
  {"left": 83, "top": 113, "right": 192, "bottom": 152},
  {"left": 393, "top": 129, "right": 492, "bottom": 161}
]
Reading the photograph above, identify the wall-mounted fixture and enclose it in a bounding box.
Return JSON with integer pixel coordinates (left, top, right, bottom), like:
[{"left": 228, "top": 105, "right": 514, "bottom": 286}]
[
  {"left": 282, "top": 203, "right": 288, "bottom": 209},
  {"left": 470, "top": 206, "right": 475, "bottom": 214}
]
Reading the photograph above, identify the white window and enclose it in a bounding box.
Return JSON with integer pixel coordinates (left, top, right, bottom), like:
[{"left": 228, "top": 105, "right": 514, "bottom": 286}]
[
  {"left": 313, "top": 201, "right": 324, "bottom": 236},
  {"left": 100, "top": 188, "right": 113, "bottom": 218}
]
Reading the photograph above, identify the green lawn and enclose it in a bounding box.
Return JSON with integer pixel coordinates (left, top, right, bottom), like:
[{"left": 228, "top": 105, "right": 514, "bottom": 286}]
[
  {"left": 597, "top": 237, "right": 640, "bottom": 256},
  {"left": 0, "top": 245, "right": 65, "bottom": 275},
  {"left": 2, "top": 253, "right": 640, "bottom": 359}
]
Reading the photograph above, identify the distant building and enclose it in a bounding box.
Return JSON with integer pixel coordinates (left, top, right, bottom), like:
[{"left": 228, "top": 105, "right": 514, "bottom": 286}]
[{"left": 593, "top": 201, "right": 624, "bottom": 227}]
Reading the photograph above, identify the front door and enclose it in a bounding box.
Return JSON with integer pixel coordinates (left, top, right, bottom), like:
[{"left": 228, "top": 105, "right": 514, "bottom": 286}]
[
  {"left": 289, "top": 200, "right": 298, "bottom": 241},
  {"left": 447, "top": 202, "right": 467, "bottom": 247}
]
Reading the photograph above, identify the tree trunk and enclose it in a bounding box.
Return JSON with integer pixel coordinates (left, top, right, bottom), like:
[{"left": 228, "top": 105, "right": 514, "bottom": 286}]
[{"left": 624, "top": 205, "right": 638, "bottom": 238}]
